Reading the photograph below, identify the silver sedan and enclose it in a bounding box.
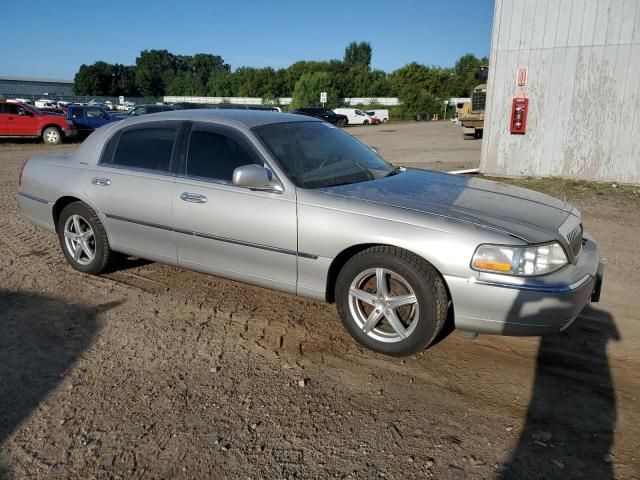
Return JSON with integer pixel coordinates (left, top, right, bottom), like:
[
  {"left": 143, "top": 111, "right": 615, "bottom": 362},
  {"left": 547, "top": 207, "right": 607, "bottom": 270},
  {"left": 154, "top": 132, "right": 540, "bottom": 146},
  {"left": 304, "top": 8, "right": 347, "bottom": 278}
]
[{"left": 17, "top": 110, "right": 603, "bottom": 356}]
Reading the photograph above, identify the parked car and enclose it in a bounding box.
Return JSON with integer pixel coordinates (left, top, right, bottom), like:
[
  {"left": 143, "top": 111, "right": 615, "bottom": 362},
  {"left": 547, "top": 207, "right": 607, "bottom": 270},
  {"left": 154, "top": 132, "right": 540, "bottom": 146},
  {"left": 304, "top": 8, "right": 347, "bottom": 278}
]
[
  {"left": 17, "top": 110, "right": 603, "bottom": 356},
  {"left": 35, "top": 99, "right": 57, "bottom": 109},
  {"left": 290, "top": 107, "right": 348, "bottom": 127},
  {"left": 365, "top": 113, "right": 381, "bottom": 125},
  {"left": 129, "top": 104, "right": 177, "bottom": 116},
  {"left": 67, "top": 104, "right": 126, "bottom": 134},
  {"left": 0, "top": 100, "right": 77, "bottom": 144},
  {"left": 333, "top": 108, "right": 374, "bottom": 125},
  {"left": 366, "top": 109, "right": 389, "bottom": 122}
]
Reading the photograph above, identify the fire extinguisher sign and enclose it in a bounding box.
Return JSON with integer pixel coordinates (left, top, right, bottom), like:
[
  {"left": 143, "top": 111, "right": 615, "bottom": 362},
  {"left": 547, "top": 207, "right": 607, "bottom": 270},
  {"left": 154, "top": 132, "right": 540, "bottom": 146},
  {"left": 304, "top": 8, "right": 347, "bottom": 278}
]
[{"left": 517, "top": 68, "right": 528, "bottom": 87}]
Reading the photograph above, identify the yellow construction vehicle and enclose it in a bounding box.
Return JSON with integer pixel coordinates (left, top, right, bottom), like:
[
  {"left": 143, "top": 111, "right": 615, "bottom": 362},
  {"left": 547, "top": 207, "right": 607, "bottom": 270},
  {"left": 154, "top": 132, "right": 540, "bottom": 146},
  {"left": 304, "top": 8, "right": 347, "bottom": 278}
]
[{"left": 459, "top": 66, "right": 488, "bottom": 139}]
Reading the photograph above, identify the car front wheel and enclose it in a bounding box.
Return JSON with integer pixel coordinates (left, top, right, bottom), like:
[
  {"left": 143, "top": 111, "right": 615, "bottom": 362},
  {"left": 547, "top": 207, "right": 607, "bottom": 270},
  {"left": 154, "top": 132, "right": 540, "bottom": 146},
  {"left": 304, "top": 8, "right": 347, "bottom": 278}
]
[
  {"left": 57, "top": 201, "right": 114, "bottom": 274},
  {"left": 336, "top": 246, "right": 448, "bottom": 356},
  {"left": 42, "top": 126, "right": 62, "bottom": 145}
]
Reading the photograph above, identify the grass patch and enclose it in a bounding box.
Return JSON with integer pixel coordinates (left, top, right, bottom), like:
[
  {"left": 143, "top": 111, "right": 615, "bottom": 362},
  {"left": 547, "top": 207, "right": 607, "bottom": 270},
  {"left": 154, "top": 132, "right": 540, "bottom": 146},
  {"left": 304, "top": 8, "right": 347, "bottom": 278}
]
[{"left": 482, "top": 175, "right": 640, "bottom": 203}]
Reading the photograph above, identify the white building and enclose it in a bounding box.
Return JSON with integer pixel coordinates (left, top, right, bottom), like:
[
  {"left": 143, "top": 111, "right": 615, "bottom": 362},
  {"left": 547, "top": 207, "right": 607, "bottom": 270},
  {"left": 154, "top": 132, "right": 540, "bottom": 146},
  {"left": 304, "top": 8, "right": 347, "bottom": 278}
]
[{"left": 481, "top": 0, "right": 640, "bottom": 184}]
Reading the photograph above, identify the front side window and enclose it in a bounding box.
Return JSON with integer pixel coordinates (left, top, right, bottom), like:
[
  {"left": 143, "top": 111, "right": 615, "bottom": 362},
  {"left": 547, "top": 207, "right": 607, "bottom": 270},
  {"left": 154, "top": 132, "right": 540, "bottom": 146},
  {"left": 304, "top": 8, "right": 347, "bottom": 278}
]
[
  {"left": 253, "top": 121, "right": 394, "bottom": 189},
  {"left": 110, "top": 126, "right": 178, "bottom": 173},
  {"left": 185, "top": 128, "right": 261, "bottom": 183},
  {"left": 70, "top": 107, "right": 83, "bottom": 119},
  {"left": 87, "top": 107, "right": 105, "bottom": 118},
  {"left": 9, "top": 104, "right": 29, "bottom": 115}
]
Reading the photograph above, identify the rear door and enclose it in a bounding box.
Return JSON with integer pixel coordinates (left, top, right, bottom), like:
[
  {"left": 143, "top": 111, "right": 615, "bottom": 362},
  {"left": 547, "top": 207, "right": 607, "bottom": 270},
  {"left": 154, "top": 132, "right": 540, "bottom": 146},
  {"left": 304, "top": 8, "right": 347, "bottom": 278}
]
[
  {"left": 172, "top": 122, "right": 298, "bottom": 293},
  {"left": 83, "top": 120, "right": 183, "bottom": 264}
]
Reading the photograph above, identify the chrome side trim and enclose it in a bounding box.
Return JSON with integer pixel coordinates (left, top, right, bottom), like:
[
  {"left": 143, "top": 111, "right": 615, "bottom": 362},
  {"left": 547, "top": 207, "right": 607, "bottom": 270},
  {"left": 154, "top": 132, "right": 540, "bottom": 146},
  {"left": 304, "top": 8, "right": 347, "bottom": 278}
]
[
  {"left": 104, "top": 213, "right": 318, "bottom": 260},
  {"left": 473, "top": 273, "right": 592, "bottom": 293},
  {"left": 18, "top": 192, "right": 50, "bottom": 204}
]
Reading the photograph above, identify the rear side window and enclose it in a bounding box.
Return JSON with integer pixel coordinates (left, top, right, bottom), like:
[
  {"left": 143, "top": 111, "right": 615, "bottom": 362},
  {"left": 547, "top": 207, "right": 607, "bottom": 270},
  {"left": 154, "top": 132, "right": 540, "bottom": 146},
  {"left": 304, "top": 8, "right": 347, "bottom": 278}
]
[
  {"left": 70, "top": 107, "right": 83, "bottom": 119},
  {"left": 109, "top": 127, "right": 178, "bottom": 173},
  {"left": 185, "top": 128, "right": 261, "bottom": 183}
]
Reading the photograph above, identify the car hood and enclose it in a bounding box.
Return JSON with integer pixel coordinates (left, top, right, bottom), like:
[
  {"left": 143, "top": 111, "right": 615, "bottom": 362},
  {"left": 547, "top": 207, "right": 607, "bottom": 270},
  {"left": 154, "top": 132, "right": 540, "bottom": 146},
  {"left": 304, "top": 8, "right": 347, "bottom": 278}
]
[{"left": 317, "top": 169, "right": 575, "bottom": 243}]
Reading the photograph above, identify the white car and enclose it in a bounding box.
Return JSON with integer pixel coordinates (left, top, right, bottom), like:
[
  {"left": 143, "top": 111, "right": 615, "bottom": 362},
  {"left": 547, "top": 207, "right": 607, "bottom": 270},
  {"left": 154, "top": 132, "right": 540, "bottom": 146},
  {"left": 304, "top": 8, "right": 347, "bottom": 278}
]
[
  {"left": 333, "top": 108, "right": 374, "bottom": 125},
  {"left": 367, "top": 109, "right": 389, "bottom": 122}
]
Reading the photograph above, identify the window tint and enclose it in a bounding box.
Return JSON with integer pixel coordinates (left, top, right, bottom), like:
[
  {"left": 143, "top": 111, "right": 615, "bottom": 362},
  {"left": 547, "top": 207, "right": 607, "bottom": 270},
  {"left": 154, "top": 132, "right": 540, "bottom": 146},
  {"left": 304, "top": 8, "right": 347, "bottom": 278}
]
[
  {"left": 70, "top": 107, "right": 83, "bottom": 119},
  {"left": 186, "top": 129, "right": 260, "bottom": 182},
  {"left": 0, "top": 104, "right": 7, "bottom": 114},
  {"left": 112, "top": 127, "right": 177, "bottom": 172},
  {"left": 9, "top": 104, "right": 29, "bottom": 115}
]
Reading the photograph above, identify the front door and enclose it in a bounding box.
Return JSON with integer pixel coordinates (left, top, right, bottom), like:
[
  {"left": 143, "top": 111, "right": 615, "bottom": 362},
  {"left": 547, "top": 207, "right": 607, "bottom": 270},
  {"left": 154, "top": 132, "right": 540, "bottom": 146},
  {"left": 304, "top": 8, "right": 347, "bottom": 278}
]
[
  {"left": 83, "top": 121, "right": 182, "bottom": 264},
  {"left": 172, "top": 122, "right": 297, "bottom": 294},
  {"left": 7, "top": 104, "right": 36, "bottom": 135}
]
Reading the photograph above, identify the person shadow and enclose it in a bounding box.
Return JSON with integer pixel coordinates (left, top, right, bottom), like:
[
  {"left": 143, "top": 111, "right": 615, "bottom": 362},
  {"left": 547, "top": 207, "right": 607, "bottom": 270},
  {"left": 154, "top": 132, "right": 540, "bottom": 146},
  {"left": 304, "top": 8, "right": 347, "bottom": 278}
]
[
  {"left": 0, "top": 289, "right": 119, "bottom": 476},
  {"left": 499, "top": 303, "right": 619, "bottom": 479}
]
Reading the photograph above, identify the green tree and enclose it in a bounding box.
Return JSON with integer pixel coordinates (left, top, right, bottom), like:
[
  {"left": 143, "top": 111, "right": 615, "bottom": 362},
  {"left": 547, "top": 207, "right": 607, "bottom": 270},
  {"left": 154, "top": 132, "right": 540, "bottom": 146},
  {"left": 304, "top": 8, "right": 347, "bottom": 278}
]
[
  {"left": 73, "top": 61, "right": 113, "bottom": 95},
  {"left": 290, "top": 72, "right": 338, "bottom": 108},
  {"left": 344, "top": 41, "right": 372, "bottom": 68},
  {"left": 452, "top": 53, "right": 488, "bottom": 96},
  {"left": 135, "top": 49, "right": 176, "bottom": 96}
]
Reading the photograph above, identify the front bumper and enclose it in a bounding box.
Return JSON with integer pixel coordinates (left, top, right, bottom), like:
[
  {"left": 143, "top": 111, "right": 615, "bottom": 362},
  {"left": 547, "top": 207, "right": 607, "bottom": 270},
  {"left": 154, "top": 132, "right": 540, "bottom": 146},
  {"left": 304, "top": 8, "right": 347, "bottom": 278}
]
[{"left": 444, "top": 236, "right": 603, "bottom": 336}]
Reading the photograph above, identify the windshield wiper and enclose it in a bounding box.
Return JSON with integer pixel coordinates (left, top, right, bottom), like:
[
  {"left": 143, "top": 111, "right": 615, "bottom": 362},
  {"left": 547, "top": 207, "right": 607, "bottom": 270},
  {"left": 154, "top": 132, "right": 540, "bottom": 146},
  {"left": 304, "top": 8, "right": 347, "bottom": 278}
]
[{"left": 384, "top": 167, "right": 401, "bottom": 177}]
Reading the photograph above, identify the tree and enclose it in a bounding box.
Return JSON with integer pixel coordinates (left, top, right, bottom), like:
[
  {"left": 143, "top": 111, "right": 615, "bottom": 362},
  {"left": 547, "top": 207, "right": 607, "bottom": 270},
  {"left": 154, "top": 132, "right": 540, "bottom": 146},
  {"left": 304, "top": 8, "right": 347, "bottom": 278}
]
[
  {"left": 135, "top": 49, "right": 176, "bottom": 96},
  {"left": 344, "top": 41, "right": 372, "bottom": 68},
  {"left": 452, "top": 53, "right": 488, "bottom": 96},
  {"left": 73, "top": 61, "right": 113, "bottom": 96},
  {"left": 290, "top": 72, "right": 338, "bottom": 108}
]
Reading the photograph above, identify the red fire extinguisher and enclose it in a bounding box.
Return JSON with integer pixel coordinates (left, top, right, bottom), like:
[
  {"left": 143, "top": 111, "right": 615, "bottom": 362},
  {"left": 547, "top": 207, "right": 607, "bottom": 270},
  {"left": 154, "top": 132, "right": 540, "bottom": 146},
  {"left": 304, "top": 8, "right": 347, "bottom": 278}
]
[{"left": 510, "top": 98, "right": 528, "bottom": 134}]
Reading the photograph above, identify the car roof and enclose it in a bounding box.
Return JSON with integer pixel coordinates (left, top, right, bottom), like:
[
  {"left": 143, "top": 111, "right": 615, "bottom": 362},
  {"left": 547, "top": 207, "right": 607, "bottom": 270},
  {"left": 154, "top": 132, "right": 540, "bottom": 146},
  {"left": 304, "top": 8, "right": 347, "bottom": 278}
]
[{"left": 133, "top": 109, "right": 319, "bottom": 128}]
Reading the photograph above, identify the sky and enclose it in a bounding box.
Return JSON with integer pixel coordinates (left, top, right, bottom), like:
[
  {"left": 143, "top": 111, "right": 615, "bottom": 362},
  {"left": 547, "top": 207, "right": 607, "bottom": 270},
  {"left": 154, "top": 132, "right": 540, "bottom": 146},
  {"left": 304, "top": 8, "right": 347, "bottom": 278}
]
[{"left": 0, "top": 0, "right": 494, "bottom": 80}]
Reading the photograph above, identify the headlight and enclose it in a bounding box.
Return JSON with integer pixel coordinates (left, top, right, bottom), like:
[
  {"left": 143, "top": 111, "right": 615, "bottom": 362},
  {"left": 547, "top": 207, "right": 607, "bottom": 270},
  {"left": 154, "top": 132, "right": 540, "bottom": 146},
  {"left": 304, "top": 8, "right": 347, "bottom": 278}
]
[{"left": 471, "top": 242, "right": 568, "bottom": 276}]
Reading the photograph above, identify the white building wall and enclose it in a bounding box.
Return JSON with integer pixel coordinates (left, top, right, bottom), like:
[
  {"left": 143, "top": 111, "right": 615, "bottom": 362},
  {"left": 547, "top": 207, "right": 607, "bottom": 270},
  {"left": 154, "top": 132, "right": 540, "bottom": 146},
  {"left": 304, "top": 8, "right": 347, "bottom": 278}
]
[{"left": 481, "top": 0, "right": 640, "bottom": 184}]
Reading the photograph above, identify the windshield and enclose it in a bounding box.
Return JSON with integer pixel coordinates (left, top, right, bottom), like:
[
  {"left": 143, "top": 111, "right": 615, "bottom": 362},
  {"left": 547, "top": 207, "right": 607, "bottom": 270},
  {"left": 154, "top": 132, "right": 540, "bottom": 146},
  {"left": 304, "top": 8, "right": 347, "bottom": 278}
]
[{"left": 253, "top": 121, "right": 395, "bottom": 189}]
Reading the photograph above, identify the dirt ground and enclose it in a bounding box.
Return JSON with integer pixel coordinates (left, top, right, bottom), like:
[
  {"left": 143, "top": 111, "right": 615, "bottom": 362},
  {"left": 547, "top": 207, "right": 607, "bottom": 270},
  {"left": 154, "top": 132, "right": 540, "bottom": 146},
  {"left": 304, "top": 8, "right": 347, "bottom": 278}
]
[{"left": 1, "top": 122, "right": 639, "bottom": 479}]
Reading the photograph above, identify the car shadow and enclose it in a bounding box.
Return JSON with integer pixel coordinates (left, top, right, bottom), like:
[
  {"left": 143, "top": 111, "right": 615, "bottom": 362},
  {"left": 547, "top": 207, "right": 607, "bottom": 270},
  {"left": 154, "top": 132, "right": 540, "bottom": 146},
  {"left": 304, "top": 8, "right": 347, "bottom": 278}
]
[
  {"left": 0, "top": 289, "right": 119, "bottom": 473},
  {"left": 499, "top": 304, "right": 618, "bottom": 479}
]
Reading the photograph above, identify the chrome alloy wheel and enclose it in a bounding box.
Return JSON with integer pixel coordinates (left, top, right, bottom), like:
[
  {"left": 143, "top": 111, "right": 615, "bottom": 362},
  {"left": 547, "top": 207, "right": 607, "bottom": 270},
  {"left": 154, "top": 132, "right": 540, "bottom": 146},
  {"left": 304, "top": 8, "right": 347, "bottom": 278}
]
[
  {"left": 348, "top": 268, "right": 419, "bottom": 343},
  {"left": 63, "top": 214, "right": 95, "bottom": 266}
]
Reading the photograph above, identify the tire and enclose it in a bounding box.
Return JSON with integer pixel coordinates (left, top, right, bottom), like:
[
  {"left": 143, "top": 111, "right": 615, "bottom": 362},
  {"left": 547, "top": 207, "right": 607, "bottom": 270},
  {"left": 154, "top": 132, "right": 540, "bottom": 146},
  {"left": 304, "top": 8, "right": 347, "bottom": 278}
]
[
  {"left": 475, "top": 130, "right": 483, "bottom": 139},
  {"left": 57, "top": 201, "right": 114, "bottom": 274},
  {"left": 335, "top": 246, "right": 448, "bottom": 356},
  {"left": 363, "top": 120, "right": 370, "bottom": 125},
  {"left": 337, "top": 119, "right": 346, "bottom": 128},
  {"left": 42, "top": 126, "right": 62, "bottom": 145}
]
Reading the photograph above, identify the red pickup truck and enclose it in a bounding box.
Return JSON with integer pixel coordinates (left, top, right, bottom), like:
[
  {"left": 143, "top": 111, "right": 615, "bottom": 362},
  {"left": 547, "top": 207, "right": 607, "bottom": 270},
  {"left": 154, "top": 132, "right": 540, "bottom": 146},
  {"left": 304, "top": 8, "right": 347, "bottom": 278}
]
[{"left": 0, "top": 100, "right": 77, "bottom": 144}]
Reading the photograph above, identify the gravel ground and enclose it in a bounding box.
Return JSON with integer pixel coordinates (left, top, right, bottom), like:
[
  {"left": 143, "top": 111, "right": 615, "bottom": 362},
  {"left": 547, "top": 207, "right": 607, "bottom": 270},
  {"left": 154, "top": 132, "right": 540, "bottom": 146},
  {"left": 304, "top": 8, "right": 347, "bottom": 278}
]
[{"left": 0, "top": 123, "right": 639, "bottom": 479}]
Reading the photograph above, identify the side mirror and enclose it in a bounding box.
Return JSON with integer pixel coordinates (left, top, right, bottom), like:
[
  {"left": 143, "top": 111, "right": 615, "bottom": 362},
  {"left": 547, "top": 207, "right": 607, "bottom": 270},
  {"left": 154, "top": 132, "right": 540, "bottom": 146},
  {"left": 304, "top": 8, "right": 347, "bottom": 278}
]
[{"left": 233, "top": 164, "right": 282, "bottom": 192}]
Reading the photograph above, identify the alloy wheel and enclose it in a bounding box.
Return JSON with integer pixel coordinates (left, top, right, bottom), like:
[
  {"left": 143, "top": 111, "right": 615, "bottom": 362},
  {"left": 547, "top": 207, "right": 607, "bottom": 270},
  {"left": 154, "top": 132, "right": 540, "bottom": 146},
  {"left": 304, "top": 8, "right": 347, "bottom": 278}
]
[
  {"left": 63, "top": 214, "right": 95, "bottom": 266},
  {"left": 348, "top": 268, "right": 419, "bottom": 343}
]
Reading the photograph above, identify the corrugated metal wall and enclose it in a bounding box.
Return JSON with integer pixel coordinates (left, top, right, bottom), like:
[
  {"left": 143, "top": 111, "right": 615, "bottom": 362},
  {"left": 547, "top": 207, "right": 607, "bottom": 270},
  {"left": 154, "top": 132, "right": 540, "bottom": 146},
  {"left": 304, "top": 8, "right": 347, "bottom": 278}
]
[{"left": 481, "top": 0, "right": 640, "bottom": 184}]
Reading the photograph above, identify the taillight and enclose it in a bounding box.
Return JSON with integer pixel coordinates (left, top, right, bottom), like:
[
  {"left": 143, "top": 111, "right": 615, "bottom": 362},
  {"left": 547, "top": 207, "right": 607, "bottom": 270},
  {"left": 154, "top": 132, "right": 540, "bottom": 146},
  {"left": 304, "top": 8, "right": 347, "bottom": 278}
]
[{"left": 18, "top": 159, "right": 29, "bottom": 187}]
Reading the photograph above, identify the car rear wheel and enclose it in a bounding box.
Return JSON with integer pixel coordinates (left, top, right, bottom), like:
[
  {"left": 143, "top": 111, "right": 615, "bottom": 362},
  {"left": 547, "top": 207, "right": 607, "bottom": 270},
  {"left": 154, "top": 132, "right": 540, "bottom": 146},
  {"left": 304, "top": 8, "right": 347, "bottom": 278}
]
[
  {"left": 337, "top": 119, "right": 346, "bottom": 128},
  {"left": 57, "top": 202, "right": 114, "bottom": 274},
  {"left": 42, "top": 126, "right": 62, "bottom": 145},
  {"left": 363, "top": 120, "right": 370, "bottom": 125},
  {"left": 336, "top": 246, "right": 448, "bottom": 356}
]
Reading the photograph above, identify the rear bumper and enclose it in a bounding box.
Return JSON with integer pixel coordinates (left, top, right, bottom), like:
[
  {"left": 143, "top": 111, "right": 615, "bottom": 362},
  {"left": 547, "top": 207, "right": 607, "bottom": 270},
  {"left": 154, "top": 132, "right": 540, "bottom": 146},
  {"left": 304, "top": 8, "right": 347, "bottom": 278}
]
[{"left": 445, "top": 236, "right": 602, "bottom": 336}]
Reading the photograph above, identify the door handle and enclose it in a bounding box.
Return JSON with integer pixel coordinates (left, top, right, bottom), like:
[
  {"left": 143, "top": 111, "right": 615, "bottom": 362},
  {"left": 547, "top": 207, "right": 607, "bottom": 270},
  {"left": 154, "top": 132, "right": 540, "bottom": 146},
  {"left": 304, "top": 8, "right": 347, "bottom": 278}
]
[
  {"left": 180, "top": 192, "right": 208, "bottom": 204},
  {"left": 91, "top": 177, "right": 111, "bottom": 186}
]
